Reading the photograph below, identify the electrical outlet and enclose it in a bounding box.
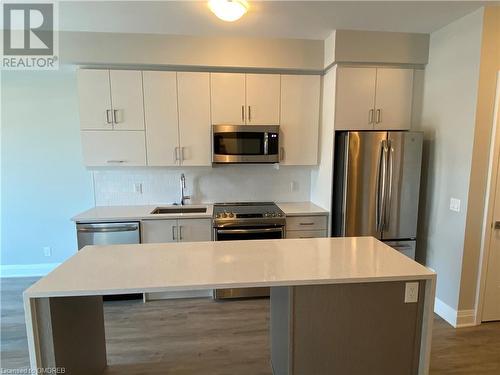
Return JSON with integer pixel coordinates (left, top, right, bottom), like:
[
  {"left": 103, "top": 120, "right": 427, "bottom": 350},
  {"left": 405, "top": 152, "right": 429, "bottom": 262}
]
[
  {"left": 450, "top": 198, "right": 461, "bottom": 212},
  {"left": 43, "top": 246, "right": 52, "bottom": 257},
  {"left": 404, "top": 282, "right": 419, "bottom": 303},
  {"left": 134, "top": 183, "right": 143, "bottom": 194}
]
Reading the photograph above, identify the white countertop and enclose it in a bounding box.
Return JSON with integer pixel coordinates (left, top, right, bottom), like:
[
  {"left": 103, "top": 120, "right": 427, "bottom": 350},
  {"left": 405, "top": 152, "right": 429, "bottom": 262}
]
[
  {"left": 25, "top": 237, "right": 434, "bottom": 298},
  {"left": 71, "top": 204, "right": 214, "bottom": 222},
  {"left": 277, "top": 202, "right": 328, "bottom": 216},
  {"left": 72, "top": 202, "right": 327, "bottom": 222}
]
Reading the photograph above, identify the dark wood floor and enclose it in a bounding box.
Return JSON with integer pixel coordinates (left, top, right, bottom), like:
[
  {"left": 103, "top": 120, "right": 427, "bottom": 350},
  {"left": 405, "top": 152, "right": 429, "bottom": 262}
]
[{"left": 2, "top": 277, "right": 500, "bottom": 374}]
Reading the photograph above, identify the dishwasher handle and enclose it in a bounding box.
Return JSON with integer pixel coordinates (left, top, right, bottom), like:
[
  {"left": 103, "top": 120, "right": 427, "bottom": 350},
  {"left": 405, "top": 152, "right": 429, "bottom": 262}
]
[{"left": 77, "top": 224, "right": 139, "bottom": 233}]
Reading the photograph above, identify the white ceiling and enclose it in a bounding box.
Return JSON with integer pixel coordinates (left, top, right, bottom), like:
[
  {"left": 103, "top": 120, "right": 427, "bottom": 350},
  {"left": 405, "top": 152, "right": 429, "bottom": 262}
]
[{"left": 59, "top": 1, "right": 491, "bottom": 40}]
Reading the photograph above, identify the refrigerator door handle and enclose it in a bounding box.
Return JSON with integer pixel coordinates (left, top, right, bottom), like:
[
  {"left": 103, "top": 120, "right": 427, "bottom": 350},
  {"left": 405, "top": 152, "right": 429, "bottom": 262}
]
[
  {"left": 385, "top": 141, "right": 394, "bottom": 230},
  {"left": 376, "top": 140, "right": 388, "bottom": 232}
]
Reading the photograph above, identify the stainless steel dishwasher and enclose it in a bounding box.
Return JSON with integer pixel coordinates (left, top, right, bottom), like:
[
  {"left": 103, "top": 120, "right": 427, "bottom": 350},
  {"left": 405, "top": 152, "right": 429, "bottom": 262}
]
[
  {"left": 76, "top": 221, "right": 141, "bottom": 301},
  {"left": 76, "top": 222, "right": 140, "bottom": 250}
]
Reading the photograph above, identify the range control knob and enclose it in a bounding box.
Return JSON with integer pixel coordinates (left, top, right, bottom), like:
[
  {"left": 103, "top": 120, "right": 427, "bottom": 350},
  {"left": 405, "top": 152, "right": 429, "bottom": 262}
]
[
  {"left": 228, "top": 213, "right": 234, "bottom": 218},
  {"left": 264, "top": 212, "right": 270, "bottom": 217},
  {"left": 222, "top": 213, "right": 228, "bottom": 218},
  {"left": 277, "top": 213, "right": 283, "bottom": 217},
  {"left": 272, "top": 213, "right": 277, "bottom": 217},
  {"left": 215, "top": 214, "right": 220, "bottom": 219}
]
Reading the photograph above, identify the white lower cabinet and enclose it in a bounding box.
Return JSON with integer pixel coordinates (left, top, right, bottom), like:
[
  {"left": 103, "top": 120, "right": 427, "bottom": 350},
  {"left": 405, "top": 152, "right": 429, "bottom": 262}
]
[
  {"left": 177, "top": 218, "right": 213, "bottom": 242},
  {"left": 285, "top": 215, "right": 328, "bottom": 239},
  {"left": 141, "top": 219, "right": 212, "bottom": 244},
  {"left": 80, "top": 131, "right": 146, "bottom": 167}
]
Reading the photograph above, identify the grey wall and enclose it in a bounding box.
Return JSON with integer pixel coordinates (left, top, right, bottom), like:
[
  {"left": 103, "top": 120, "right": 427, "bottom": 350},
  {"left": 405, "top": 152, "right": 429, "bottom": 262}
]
[
  {"left": 415, "top": 8, "right": 484, "bottom": 310},
  {"left": 1, "top": 67, "right": 95, "bottom": 266},
  {"left": 60, "top": 31, "right": 324, "bottom": 71},
  {"left": 325, "top": 30, "right": 429, "bottom": 67}
]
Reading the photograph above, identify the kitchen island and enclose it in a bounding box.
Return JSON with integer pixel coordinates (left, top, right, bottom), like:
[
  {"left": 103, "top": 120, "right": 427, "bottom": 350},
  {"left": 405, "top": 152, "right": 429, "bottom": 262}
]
[{"left": 23, "top": 237, "right": 435, "bottom": 375}]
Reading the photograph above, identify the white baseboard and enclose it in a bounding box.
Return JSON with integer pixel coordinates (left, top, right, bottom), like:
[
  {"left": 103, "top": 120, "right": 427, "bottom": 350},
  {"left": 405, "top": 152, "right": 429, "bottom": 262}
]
[
  {"left": 434, "top": 297, "right": 477, "bottom": 328},
  {"left": 0, "top": 263, "right": 61, "bottom": 278}
]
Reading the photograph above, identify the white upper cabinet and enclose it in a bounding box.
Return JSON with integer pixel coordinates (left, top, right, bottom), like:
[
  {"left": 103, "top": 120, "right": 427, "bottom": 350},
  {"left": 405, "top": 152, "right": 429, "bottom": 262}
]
[
  {"left": 210, "top": 73, "right": 281, "bottom": 125},
  {"left": 246, "top": 74, "right": 281, "bottom": 125},
  {"left": 177, "top": 72, "right": 212, "bottom": 166},
  {"left": 77, "top": 69, "right": 113, "bottom": 130},
  {"left": 143, "top": 71, "right": 180, "bottom": 166},
  {"left": 108, "top": 70, "right": 145, "bottom": 130},
  {"left": 335, "top": 67, "right": 377, "bottom": 131},
  {"left": 335, "top": 67, "right": 414, "bottom": 131},
  {"left": 81, "top": 131, "right": 146, "bottom": 167},
  {"left": 280, "top": 75, "right": 320, "bottom": 165},
  {"left": 210, "top": 73, "right": 246, "bottom": 125},
  {"left": 77, "top": 69, "right": 144, "bottom": 131},
  {"left": 374, "top": 68, "right": 413, "bottom": 130}
]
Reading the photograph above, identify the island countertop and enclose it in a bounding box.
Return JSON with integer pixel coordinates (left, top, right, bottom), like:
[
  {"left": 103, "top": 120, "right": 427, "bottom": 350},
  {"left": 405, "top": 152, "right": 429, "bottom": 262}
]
[{"left": 25, "top": 237, "right": 435, "bottom": 298}]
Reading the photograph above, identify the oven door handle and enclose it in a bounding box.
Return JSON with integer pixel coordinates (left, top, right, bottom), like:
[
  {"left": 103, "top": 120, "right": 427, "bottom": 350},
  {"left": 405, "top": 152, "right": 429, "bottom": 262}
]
[{"left": 216, "top": 228, "right": 283, "bottom": 234}]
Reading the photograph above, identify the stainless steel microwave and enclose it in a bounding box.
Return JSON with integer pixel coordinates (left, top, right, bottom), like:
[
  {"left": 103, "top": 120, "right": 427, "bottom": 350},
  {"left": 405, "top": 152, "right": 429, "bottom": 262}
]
[{"left": 212, "top": 124, "right": 280, "bottom": 164}]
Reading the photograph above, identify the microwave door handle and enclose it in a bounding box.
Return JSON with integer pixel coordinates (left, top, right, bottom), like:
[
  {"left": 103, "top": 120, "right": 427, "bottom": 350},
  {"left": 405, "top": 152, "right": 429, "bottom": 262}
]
[{"left": 263, "top": 133, "right": 269, "bottom": 155}]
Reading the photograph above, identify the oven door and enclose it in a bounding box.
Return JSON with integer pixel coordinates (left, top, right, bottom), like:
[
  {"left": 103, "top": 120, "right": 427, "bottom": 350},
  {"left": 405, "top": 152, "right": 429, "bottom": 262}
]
[
  {"left": 212, "top": 124, "right": 279, "bottom": 163},
  {"left": 214, "top": 226, "right": 284, "bottom": 241}
]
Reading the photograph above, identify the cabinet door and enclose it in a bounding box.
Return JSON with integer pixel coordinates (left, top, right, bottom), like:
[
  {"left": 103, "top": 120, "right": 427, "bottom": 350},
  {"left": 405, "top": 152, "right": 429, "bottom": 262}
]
[
  {"left": 178, "top": 219, "right": 212, "bottom": 242},
  {"left": 177, "top": 72, "right": 212, "bottom": 166},
  {"left": 141, "top": 219, "right": 178, "bottom": 243},
  {"left": 335, "top": 67, "right": 376, "bottom": 131},
  {"left": 143, "top": 71, "right": 180, "bottom": 166},
  {"left": 374, "top": 68, "right": 413, "bottom": 130},
  {"left": 246, "top": 74, "right": 281, "bottom": 125},
  {"left": 80, "top": 131, "right": 146, "bottom": 167},
  {"left": 77, "top": 69, "right": 113, "bottom": 130},
  {"left": 210, "top": 73, "right": 246, "bottom": 125},
  {"left": 280, "top": 75, "right": 320, "bottom": 165},
  {"left": 109, "top": 70, "right": 145, "bottom": 130}
]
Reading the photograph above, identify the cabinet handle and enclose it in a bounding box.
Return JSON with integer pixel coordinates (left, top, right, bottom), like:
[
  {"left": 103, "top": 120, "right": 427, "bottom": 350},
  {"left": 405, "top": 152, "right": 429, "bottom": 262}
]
[
  {"left": 299, "top": 222, "right": 315, "bottom": 226},
  {"left": 181, "top": 147, "right": 185, "bottom": 162},
  {"left": 179, "top": 225, "right": 183, "bottom": 241},
  {"left": 106, "top": 160, "right": 125, "bottom": 164},
  {"left": 369, "top": 109, "right": 374, "bottom": 124},
  {"left": 174, "top": 147, "right": 179, "bottom": 163},
  {"left": 106, "top": 109, "right": 112, "bottom": 124},
  {"left": 248, "top": 106, "right": 251, "bottom": 122},
  {"left": 376, "top": 109, "right": 381, "bottom": 124},
  {"left": 241, "top": 105, "right": 245, "bottom": 122},
  {"left": 280, "top": 147, "right": 285, "bottom": 161},
  {"left": 172, "top": 226, "right": 177, "bottom": 241},
  {"left": 494, "top": 221, "right": 500, "bottom": 230},
  {"left": 113, "top": 109, "right": 120, "bottom": 124}
]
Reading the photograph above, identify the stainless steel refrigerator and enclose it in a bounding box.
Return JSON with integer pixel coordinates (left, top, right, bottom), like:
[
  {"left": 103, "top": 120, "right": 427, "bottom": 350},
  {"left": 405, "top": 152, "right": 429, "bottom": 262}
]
[{"left": 332, "top": 131, "right": 423, "bottom": 259}]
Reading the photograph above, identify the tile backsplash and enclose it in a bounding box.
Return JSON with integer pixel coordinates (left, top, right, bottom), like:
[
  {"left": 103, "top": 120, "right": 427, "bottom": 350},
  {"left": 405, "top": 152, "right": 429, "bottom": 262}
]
[{"left": 92, "top": 165, "right": 312, "bottom": 206}]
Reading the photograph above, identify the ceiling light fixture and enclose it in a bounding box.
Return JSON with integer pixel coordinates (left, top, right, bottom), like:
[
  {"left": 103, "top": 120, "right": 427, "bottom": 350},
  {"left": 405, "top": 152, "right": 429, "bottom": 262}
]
[{"left": 208, "top": 0, "right": 249, "bottom": 22}]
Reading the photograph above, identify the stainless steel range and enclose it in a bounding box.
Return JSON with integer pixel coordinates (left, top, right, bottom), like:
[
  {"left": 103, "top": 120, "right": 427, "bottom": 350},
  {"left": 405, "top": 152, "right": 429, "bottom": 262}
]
[{"left": 212, "top": 202, "right": 286, "bottom": 299}]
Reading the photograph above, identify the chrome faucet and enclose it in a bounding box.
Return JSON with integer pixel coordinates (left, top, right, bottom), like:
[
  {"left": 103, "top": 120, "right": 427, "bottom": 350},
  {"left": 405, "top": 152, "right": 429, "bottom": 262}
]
[{"left": 180, "top": 173, "right": 191, "bottom": 206}]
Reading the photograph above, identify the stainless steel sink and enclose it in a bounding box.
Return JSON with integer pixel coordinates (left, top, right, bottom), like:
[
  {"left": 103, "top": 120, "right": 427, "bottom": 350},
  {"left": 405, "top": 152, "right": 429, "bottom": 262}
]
[{"left": 151, "top": 207, "right": 207, "bottom": 214}]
